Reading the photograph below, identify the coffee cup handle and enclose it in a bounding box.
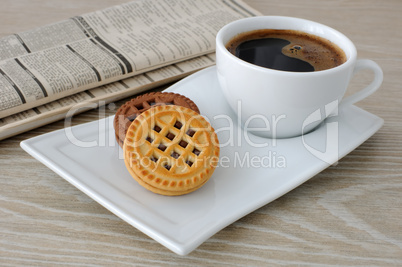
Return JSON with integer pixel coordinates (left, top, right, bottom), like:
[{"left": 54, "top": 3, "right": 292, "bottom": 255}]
[{"left": 341, "top": 59, "right": 383, "bottom": 106}]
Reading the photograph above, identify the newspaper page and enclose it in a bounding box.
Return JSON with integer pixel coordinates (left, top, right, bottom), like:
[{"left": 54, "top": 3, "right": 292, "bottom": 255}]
[
  {"left": 0, "top": 0, "right": 261, "bottom": 140},
  {"left": 0, "top": 54, "right": 216, "bottom": 140}
]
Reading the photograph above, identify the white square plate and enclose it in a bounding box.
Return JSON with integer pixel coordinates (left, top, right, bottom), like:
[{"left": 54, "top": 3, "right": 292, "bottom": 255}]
[{"left": 21, "top": 66, "right": 383, "bottom": 255}]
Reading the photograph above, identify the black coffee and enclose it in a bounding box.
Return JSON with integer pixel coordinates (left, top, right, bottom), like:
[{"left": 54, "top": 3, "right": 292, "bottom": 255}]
[{"left": 226, "top": 29, "right": 346, "bottom": 72}]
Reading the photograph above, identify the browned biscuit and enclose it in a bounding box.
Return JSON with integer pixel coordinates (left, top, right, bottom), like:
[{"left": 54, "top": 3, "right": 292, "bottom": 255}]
[
  {"left": 123, "top": 105, "right": 220, "bottom": 196},
  {"left": 114, "top": 92, "right": 200, "bottom": 147}
]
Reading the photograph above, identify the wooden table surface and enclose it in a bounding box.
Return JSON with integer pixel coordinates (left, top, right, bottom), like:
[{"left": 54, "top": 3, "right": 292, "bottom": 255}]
[{"left": 1, "top": 0, "right": 401, "bottom": 265}]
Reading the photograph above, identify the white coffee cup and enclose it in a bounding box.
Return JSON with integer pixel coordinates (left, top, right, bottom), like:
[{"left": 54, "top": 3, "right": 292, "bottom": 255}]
[{"left": 216, "top": 16, "right": 383, "bottom": 138}]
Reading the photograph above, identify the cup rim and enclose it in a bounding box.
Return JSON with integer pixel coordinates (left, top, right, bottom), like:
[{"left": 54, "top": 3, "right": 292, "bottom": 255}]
[{"left": 216, "top": 16, "right": 357, "bottom": 75}]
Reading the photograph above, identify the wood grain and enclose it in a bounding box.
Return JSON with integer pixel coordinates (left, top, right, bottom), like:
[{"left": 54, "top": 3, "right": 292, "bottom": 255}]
[{"left": 1, "top": 0, "right": 401, "bottom": 265}]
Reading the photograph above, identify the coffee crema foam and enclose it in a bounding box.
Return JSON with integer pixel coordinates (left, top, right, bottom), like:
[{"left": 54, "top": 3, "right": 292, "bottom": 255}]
[{"left": 226, "top": 29, "right": 347, "bottom": 72}]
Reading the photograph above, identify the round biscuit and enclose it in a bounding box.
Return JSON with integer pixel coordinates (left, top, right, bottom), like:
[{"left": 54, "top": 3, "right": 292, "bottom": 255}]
[
  {"left": 123, "top": 105, "right": 219, "bottom": 196},
  {"left": 114, "top": 92, "right": 200, "bottom": 147}
]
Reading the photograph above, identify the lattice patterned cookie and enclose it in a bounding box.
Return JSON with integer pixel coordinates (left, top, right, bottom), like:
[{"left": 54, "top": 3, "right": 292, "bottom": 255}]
[
  {"left": 114, "top": 92, "right": 200, "bottom": 147},
  {"left": 123, "top": 105, "right": 219, "bottom": 196}
]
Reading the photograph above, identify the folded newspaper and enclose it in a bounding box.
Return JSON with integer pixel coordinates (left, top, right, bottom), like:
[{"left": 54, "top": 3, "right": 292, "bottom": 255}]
[{"left": 0, "top": 0, "right": 260, "bottom": 140}]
